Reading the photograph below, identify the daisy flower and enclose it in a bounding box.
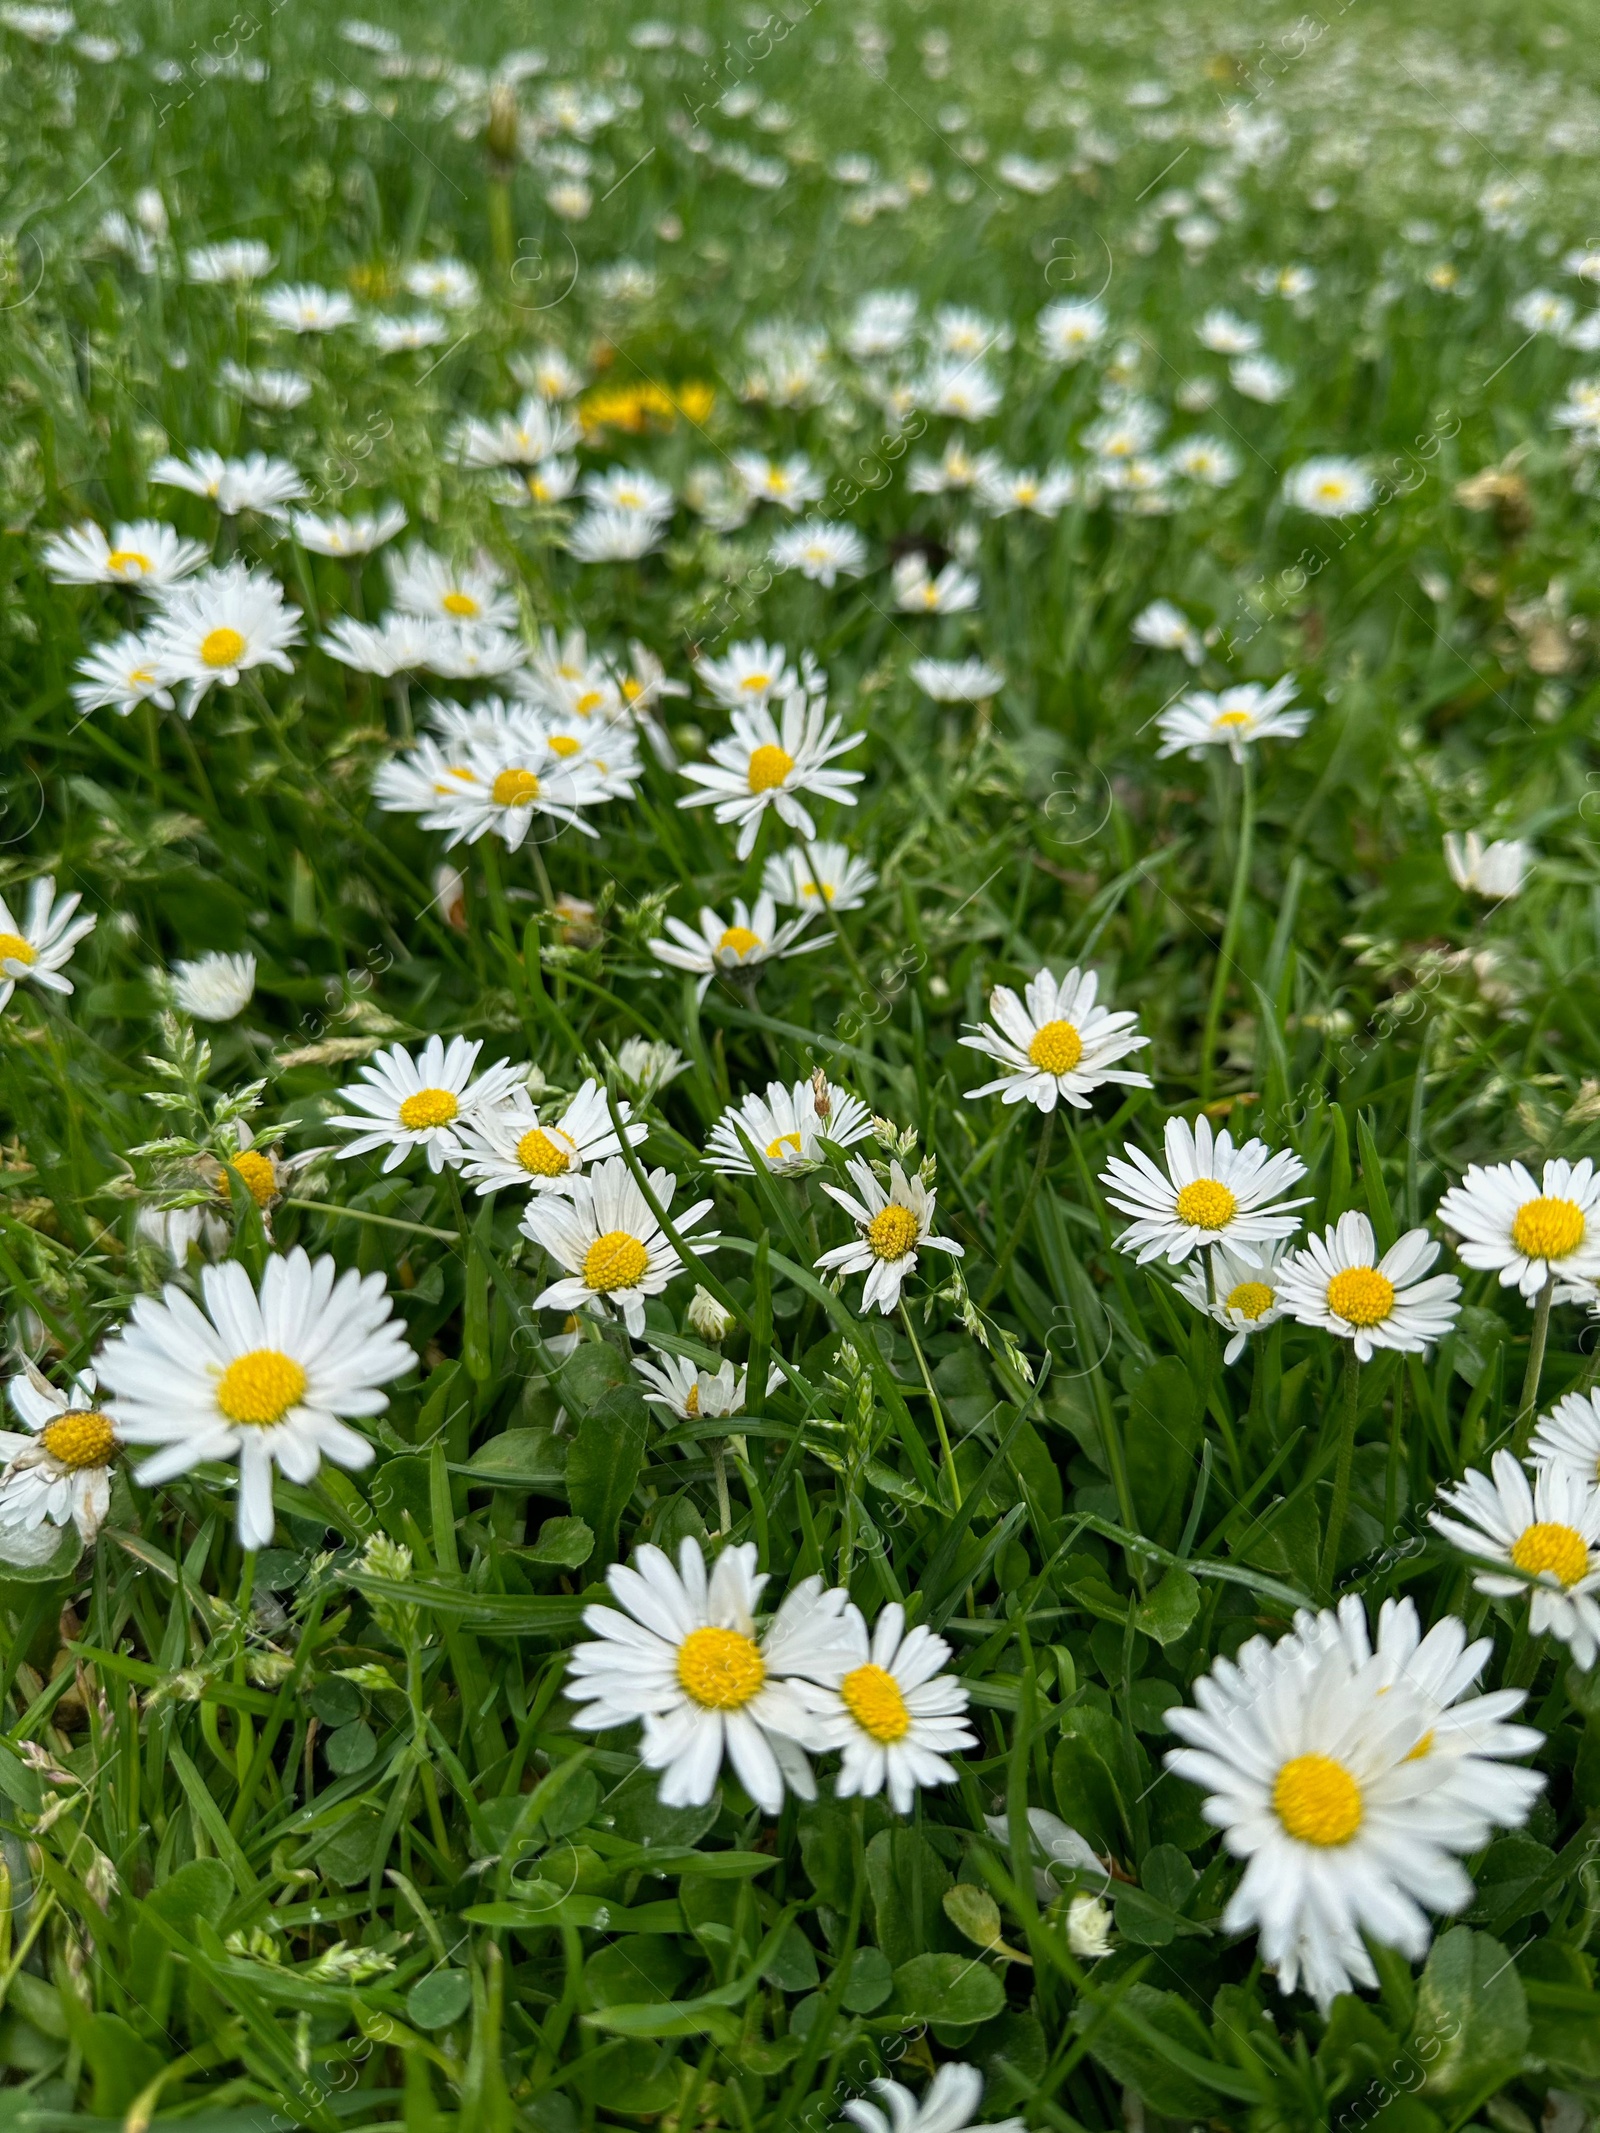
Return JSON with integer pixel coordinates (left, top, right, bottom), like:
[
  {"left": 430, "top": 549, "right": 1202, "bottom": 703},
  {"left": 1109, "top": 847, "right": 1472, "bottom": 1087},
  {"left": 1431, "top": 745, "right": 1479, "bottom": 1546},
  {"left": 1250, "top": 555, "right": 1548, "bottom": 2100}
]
[
  {"left": 1443, "top": 831, "right": 1530, "bottom": 900},
  {"left": 71, "top": 634, "right": 175, "bottom": 718},
  {"left": 581, "top": 466, "right": 676, "bottom": 520},
  {"left": 731, "top": 451, "right": 824, "bottom": 509},
  {"left": 523, "top": 1155, "right": 716, "bottom": 1339},
  {"left": 1156, "top": 678, "right": 1310, "bottom": 761},
  {"left": 1037, "top": 296, "right": 1108, "bottom": 363},
  {"left": 815, "top": 1157, "right": 963, "bottom": 1315},
  {"left": 566, "top": 505, "right": 667, "bottom": 562},
  {"left": 1166, "top": 1618, "right": 1526, "bottom": 2011},
  {"left": 1276, "top": 1213, "right": 1461, "bottom": 1360},
  {"left": 1532, "top": 1388, "right": 1600, "bottom": 1490},
  {"left": 1436, "top": 1157, "right": 1600, "bottom": 1302},
  {"left": 40, "top": 518, "right": 209, "bottom": 590},
  {"left": 961, "top": 965, "right": 1152, "bottom": 1114},
  {"left": 694, "top": 638, "right": 797, "bottom": 711},
  {"left": 319, "top": 613, "right": 448, "bottom": 678},
  {"left": 220, "top": 363, "right": 312, "bottom": 411},
  {"left": 1101, "top": 1115, "right": 1309, "bottom": 1267},
  {"left": 891, "top": 555, "right": 980, "bottom": 614},
  {"left": 975, "top": 464, "right": 1076, "bottom": 517},
  {"left": 798, "top": 1601, "right": 975, "bottom": 1814},
  {"left": 1432, "top": 1451, "right": 1600, "bottom": 1667},
  {"left": 564, "top": 1538, "right": 851, "bottom": 1813},
  {"left": 328, "top": 1037, "right": 526, "bottom": 1174},
  {"left": 290, "top": 504, "right": 408, "bottom": 557},
  {"left": 1196, "top": 308, "right": 1262, "bottom": 353},
  {"left": 918, "top": 358, "right": 1003, "bottom": 422},
  {"left": 843, "top": 289, "right": 918, "bottom": 360},
  {"left": 1174, "top": 1240, "right": 1291, "bottom": 1362},
  {"left": 96, "top": 1248, "right": 412, "bottom": 1550},
  {"left": 145, "top": 563, "right": 303, "bottom": 713},
  {"left": 1282, "top": 457, "right": 1375, "bottom": 516},
  {"left": 907, "top": 440, "right": 999, "bottom": 496},
  {"left": 1230, "top": 354, "right": 1292, "bottom": 404},
  {"left": 150, "top": 450, "right": 307, "bottom": 515},
  {"left": 761, "top": 840, "right": 877, "bottom": 914},
  {"left": 909, "top": 656, "right": 1004, "bottom": 702},
  {"left": 457, "top": 1077, "right": 645, "bottom": 1196},
  {"left": 705, "top": 1076, "right": 873, "bottom": 1176},
  {"left": 367, "top": 312, "right": 449, "bottom": 354},
  {"left": 378, "top": 731, "right": 611, "bottom": 850},
  {"left": 1130, "top": 599, "right": 1203, "bottom": 665},
  {"left": 633, "top": 1352, "right": 755, "bottom": 1421},
  {"left": 768, "top": 519, "right": 869, "bottom": 587},
  {"left": 387, "top": 543, "right": 519, "bottom": 630},
  {"left": 402, "top": 257, "right": 479, "bottom": 308},
  {"left": 186, "top": 238, "right": 274, "bottom": 285},
  {"left": 493, "top": 460, "right": 579, "bottom": 508},
  {"left": 171, "top": 950, "right": 256, "bottom": 1022},
  {"left": 0, "top": 1363, "right": 120, "bottom": 1555},
  {"left": 648, "top": 895, "right": 825, "bottom": 1002},
  {"left": 842, "top": 2066, "right": 1023, "bottom": 2133},
  {"left": 260, "top": 282, "right": 357, "bottom": 333},
  {"left": 1170, "top": 435, "right": 1242, "bottom": 487},
  {"left": 0, "top": 876, "right": 96, "bottom": 1012},
  {"left": 453, "top": 397, "right": 578, "bottom": 468},
  {"left": 677, "top": 694, "right": 864, "bottom": 860}
]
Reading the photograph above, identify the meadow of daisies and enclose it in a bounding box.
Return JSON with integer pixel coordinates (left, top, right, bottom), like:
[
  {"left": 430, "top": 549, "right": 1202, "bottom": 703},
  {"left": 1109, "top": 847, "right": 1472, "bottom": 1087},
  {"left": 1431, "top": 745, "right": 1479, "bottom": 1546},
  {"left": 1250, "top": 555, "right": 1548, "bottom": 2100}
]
[{"left": 8, "top": 0, "right": 1600, "bottom": 2125}]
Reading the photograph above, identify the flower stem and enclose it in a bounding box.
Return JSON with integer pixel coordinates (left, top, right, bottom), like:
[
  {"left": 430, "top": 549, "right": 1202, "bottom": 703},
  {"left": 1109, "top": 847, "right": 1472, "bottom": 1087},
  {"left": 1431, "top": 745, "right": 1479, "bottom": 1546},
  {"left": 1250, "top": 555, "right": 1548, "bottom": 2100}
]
[
  {"left": 901, "top": 1303, "right": 961, "bottom": 1509},
  {"left": 1200, "top": 752, "right": 1254, "bottom": 1101},
  {"left": 980, "top": 1109, "right": 1054, "bottom": 1308},
  {"left": 711, "top": 1443, "right": 732, "bottom": 1536},
  {"left": 1513, "top": 1273, "right": 1556, "bottom": 1456},
  {"left": 1319, "top": 1344, "right": 1362, "bottom": 1599}
]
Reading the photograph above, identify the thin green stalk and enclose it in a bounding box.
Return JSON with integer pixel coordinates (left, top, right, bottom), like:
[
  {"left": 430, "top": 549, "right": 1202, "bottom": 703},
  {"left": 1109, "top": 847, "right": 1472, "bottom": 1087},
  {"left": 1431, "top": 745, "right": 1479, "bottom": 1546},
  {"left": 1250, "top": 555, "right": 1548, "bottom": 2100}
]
[
  {"left": 1319, "top": 1344, "right": 1362, "bottom": 1598},
  {"left": 1200, "top": 751, "right": 1254, "bottom": 1100},
  {"left": 1513, "top": 1273, "right": 1556, "bottom": 1455},
  {"left": 901, "top": 1302, "right": 961, "bottom": 1508},
  {"left": 980, "top": 1108, "right": 1054, "bottom": 1307}
]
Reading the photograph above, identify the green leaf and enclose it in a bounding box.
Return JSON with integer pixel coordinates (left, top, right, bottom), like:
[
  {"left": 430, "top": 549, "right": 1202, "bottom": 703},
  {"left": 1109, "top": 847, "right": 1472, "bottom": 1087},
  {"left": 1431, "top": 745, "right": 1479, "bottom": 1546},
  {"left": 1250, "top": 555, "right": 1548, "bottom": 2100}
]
[
  {"left": 324, "top": 1719, "right": 377, "bottom": 1775},
  {"left": 1133, "top": 1565, "right": 1200, "bottom": 1646},
  {"left": 75, "top": 2012, "right": 166, "bottom": 2114},
  {"left": 759, "top": 1922, "right": 820, "bottom": 1992},
  {"left": 891, "top": 1952, "right": 1006, "bottom": 2026},
  {"left": 1073, "top": 1982, "right": 1249, "bottom": 2118},
  {"left": 1123, "top": 1358, "right": 1202, "bottom": 1548},
  {"left": 841, "top": 1946, "right": 894, "bottom": 2014},
  {"left": 314, "top": 1809, "right": 385, "bottom": 1888},
  {"left": 406, "top": 1968, "right": 473, "bottom": 2030},
  {"left": 1412, "top": 1926, "right": 1529, "bottom": 2099},
  {"left": 523, "top": 1515, "right": 594, "bottom": 1568},
  {"left": 462, "top": 1426, "right": 568, "bottom": 1491},
  {"left": 866, "top": 1826, "right": 954, "bottom": 1969},
  {"left": 943, "top": 1883, "right": 1006, "bottom": 1951},
  {"left": 310, "top": 1676, "right": 362, "bottom": 1726},
  {"left": 565, "top": 1382, "right": 649, "bottom": 1563},
  {"left": 1051, "top": 1709, "right": 1125, "bottom": 1853}
]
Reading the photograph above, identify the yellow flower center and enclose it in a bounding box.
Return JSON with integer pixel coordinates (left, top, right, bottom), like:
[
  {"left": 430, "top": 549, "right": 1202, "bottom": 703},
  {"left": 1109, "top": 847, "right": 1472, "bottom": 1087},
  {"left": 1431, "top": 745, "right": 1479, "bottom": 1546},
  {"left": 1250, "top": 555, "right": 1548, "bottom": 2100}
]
[
  {"left": 1224, "top": 1280, "right": 1275, "bottom": 1321},
  {"left": 1325, "top": 1267, "right": 1395, "bottom": 1327},
  {"left": 739, "top": 671, "right": 771, "bottom": 692},
  {"left": 747, "top": 744, "right": 795, "bottom": 793},
  {"left": 1027, "top": 1019, "right": 1084, "bottom": 1076},
  {"left": 492, "top": 767, "right": 542, "bottom": 807},
  {"left": 718, "top": 926, "right": 761, "bottom": 957},
  {"left": 441, "top": 590, "right": 480, "bottom": 618},
  {"left": 398, "top": 1087, "right": 460, "bottom": 1131},
  {"left": 766, "top": 1130, "right": 804, "bottom": 1161},
  {"left": 841, "top": 1662, "right": 911, "bottom": 1742},
  {"left": 1510, "top": 1520, "right": 1590, "bottom": 1588},
  {"left": 1510, "top": 1195, "right": 1586, "bottom": 1262},
  {"left": 39, "top": 1410, "right": 118, "bottom": 1470},
  {"left": 676, "top": 1625, "right": 766, "bottom": 1709},
  {"left": 1213, "top": 710, "right": 1253, "bottom": 728},
  {"left": 516, "top": 1126, "right": 572, "bottom": 1177},
  {"left": 1173, "top": 1178, "right": 1238, "bottom": 1230},
  {"left": 866, "top": 1204, "right": 919, "bottom": 1261},
  {"left": 0, "top": 932, "right": 37, "bottom": 967},
  {"left": 221, "top": 1150, "right": 278, "bottom": 1207},
  {"left": 582, "top": 1229, "right": 649, "bottom": 1292},
  {"left": 200, "top": 626, "right": 246, "bottom": 668},
  {"left": 623, "top": 677, "right": 644, "bottom": 700},
  {"left": 130, "top": 666, "right": 156, "bottom": 688},
  {"left": 215, "top": 1348, "right": 308, "bottom": 1426},
  {"left": 105, "top": 547, "right": 153, "bottom": 577},
  {"left": 574, "top": 690, "right": 605, "bottom": 713},
  {"left": 1272, "top": 1753, "right": 1363, "bottom": 1846},
  {"left": 549, "top": 734, "right": 581, "bottom": 757}
]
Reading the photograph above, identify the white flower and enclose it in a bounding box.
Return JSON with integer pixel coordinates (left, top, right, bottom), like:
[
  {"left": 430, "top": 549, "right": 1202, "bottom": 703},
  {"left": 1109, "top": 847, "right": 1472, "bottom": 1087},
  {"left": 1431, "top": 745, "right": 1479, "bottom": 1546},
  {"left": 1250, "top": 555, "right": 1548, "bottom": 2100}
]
[
  {"left": 150, "top": 450, "right": 306, "bottom": 515},
  {"left": 1101, "top": 1115, "right": 1309, "bottom": 1267},
  {"left": 71, "top": 634, "right": 175, "bottom": 718},
  {"left": 975, "top": 464, "right": 1076, "bottom": 517},
  {"left": 731, "top": 450, "right": 824, "bottom": 510},
  {"left": 221, "top": 362, "right": 313, "bottom": 411},
  {"left": 171, "top": 951, "right": 257, "bottom": 1022},
  {"left": 687, "top": 1286, "right": 735, "bottom": 1344},
  {"left": 1169, "top": 435, "right": 1241, "bottom": 487},
  {"left": 0, "top": 1364, "right": 119, "bottom": 1554},
  {"left": 815, "top": 1157, "right": 963, "bottom": 1315},
  {"left": 1276, "top": 1213, "right": 1461, "bottom": 1360},
  {"left": 1432, "top": 1452, "right": 1600, "bottom": 1668},
  {"left": 387, "top": 543, "right": 519, "bottom": 630},
  {"left": 961, "top": 965, "right": 1151, "bottom": 1114},
  {"left": 582, "top": 465, "right": 677, "bottom": 520},
  {"left": 918, "top": 358, "right": 1003, "bottom": 422},
  {"left": 41, "top": 519, "right": 209, "bottom": 591},
  {"left": 844, "top": 289, "right": 918, "bottom": 360},
  {"left": 797, "top": 1601, "right": 974, "bottom": 1813},
  {"left": 1436, "top": 1158, "right": 1600, "bottom": 1302},
  {"left": 145, "top": 563, "right": 302, "bottom": 713},
  {"left": 493, "top": 459, "right": 580, "bottom": 507},
  {"left": 907, "top": 439, "right": 999, "bottom": 496},
  {"left": 402, "top": 258, "right": 479, "bottom": 308},
  {"left": 1283, "top": 457, "right": 1376, "bottom": 517},
  {"left": 761, "top": 840, "right": 876, "bottom": 914},
  {"left": 1131, "top": 599, "right": 1203, "bottom": 665},
  {"left": 1512, "top": 288, "right": 1576, "bottom": 337},
  {"left": 1443, "top": 830, "right": 1530, "bottom": 900},
  {"left": 260, "top": 282, "right": 357, "bottom": 333},
  {"left": 695, "top": 638, "right": 797, "bottom": 711},
  {"left": 566, "top": 504, "right": 667, "bottom": 561},
  {"left": 1229, "top": 354, "right": 1292, "bottom": 404},
  {"left": 328, "top": 1037, "right": 525, "bottom": 1174},
  {"left": 891, "top": 555, "right": 979, "bottom": 613},
  {"left": 453, "top": 397, "right": 579, "bottom": 469},
  {"left": 1532, "top": 1389, "right": 1600, "bottom": 1490},
  {"left": 1084, "top": 401, "right": 1164, "bottom": 461},
  {"left": 611, "top": 1036, "right": 687, "bottom": 1101},
  {"left": 1157, "top": 677, "right": 1310, "bottom": 761},
  {"left": 367, "top": 311, "right": 449, "bottom": 354},
  {"left": 705, "top": 1077, "right": 873, "bottom": 1176},
  {"left": 319, "top": 614, "right": 447, "bottom": 677},
  {"left": 1067, "top": 1895, "right": 1114, "bottom": 1958},
  {"left": 290, "top": 504, "right": 408, "bottom": 557},
  {"left": 96, "top": 1248, "right": 412, "bottom": 1550},
  {"left": 769, "top": 519, "right": 868, "bottom": 587},
  {"left": 372, "top": 731, "right": 611, "bottom": 850},
  {"left": 909, "top": 656, "right": 1003, "bottom": 702},
  {"left": 1037, "top": 297, "right": 1107, "bottom": 364},
  {"left": 458, "top": 1077, "right": 644, "bottom": 1195},
  {"left": 523, "top": 1155, "right": 715, "bottom": 1338},
  {"left": 1174, "top": 1240, "right": 1291, "bottom": 1363},
  {"left": 677, "top": 694, "right": 863, "bottom": 860},
  {"left": 0, "top": 877, "right": 96, "bottom": 1012},
  {"left": 564, "top": 1539, "right": 852, "bottom": 1813},
  {"left": 648, "top": 895, "right": 825, "bottom": 1001},
  {"left": 842, "top": 2066, "right": 1023, "bottom": 2133},
  {"left": 634, "top": 1351, "right": 754, "bottom": 1421},
  {"left": 186, "top": 239, "right": 274, "bottom": 285},
  {"left": 1197, "top": 308, "right": 1261, "bottom": 353}
]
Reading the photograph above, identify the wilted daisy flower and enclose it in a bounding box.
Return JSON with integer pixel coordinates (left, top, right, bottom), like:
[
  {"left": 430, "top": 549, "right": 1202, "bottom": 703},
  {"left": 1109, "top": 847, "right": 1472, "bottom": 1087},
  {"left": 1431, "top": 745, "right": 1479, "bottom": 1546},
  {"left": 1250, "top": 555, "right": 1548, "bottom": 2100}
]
[
  {"left": 648, "top": 895, "right": 824, "bottom": 1001},
  {"left": 961, "top": 966, "right": 1151, "bottom": 1114},
  {"left": 458, "top": 1077, "right": 645, "bottom": 1195},
  {"left": 41, "top": 519, "right": 209, "bottom": 591},
  {"left": 564, "top": 1538, "right": 851, "bottom": 1812},
  {"left": 1436, "top": 1158, "right": 1600, "bottom": 1301},
  {"left": 96, "top": 1248, "right": 412, "bottom": 1550},
  {"left": 186, "top": 238, "right": 274, "bottom": 285},
  {"left": 1102, "top": 1116, "right": 1309, "bottom": 1267},
  {"left": 524, "top": 1156, "right": 715, "bottom": 1338},
  {"left": 1531, "top": 1389, "right": 1600, "bottom": 1490},
  {"left": 1283, "top": 457, "right": 1376, "bottom": 516},
  {"left": 388, "top": 543, "right": 519, "bottom": 629},
  {"left": 609, "top": 1036, "right": 688, "bottom": 1102},
  {"left": 677, "top": 694, "right": 864, "bottom": 859},
  {"left": 1130, "top": 599, "right": 1203, "bottom": 664},
  {"left": 1432, "top": 1452, "right": 1600, "bottom": 1667},
  {"left": 891, "top": 555, "right": 979, "bottom": 614},
  {"left": 842, "top": 2066, "right": 1022, "bottom": 2133},
  {"left": 815, "top": 1157, "right": 962, "bottom": 1315},
  {"left": 634, "top": 1351, "right": 756, "bottom": 1421},
  {"left": 1443, "top": 830, "right": 1530, "bottom": 900},
  {"left": 1166, "top": 1617, "right": 1529, "bottom": 2011},
  {"left": 1156, "top": 677, "right": 1310, "bottom": 761},
  {"left": 1276, "top": 1213, "right": 1461, "bottom": 1359},
  {"left": 260, "top": 282, "right": 357, "bottom": 332},
  {"left": 761, "top": 840, "right": 877, "bottom": 914},
  {"left": 1230, "top": 354, "right": 1292, "bottom": 403},
  {"left": 150, "top": 450, "right": 307, "bottom": 515},
  {"left": 909, "top": 656, "right": 1003, "bottom": 702},
  {"left": 71, "top": 634, "right": 175, "bottom": 718},
  {"left": 171, "top": 950, "right": 256, "bottom": 1022},
  {"left": 328, "top": 1037, "right": 525, "bottom": 1174},
  {"left": 798, "top": 1601, "right": 974, "bottom": 1814},
  {"left": 145, "top": 563, "right": 302, "bottom": 712},
  {"left": 0, "top": 877, "right": 96, "bottom": 1012},
  {"left": 769, "top": 519, "right": 868, "bottom": 587},
  {"left": 696, "top": 639, "right": 799, "bottom": 710},
  {"left": 1037, "top": 296, "right": 1108, "bottom": 364},
  {"left": 566, "top": 504, "right": 667, "bottom": 562},
  {"left": 705, "top": 1077, "right": 873, "bottom": 1176},
  {"left": 1174, "top": 1241, "right": 1291, "bottom": 1362},
  {"left": 290, "top": 504, "right": 408, "bottom": 557},
  {"left": 0, "top": 1363, "right": 120, "bottom": 1557}
]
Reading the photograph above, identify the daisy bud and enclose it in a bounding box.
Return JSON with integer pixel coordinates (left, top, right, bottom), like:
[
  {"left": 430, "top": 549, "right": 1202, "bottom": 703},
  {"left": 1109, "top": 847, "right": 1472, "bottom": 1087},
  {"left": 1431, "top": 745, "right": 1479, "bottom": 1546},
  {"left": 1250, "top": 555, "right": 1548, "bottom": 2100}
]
[
  {"left": 486, "top": 80, "right": 521, "bottom": 172},
  {"left": 811, "top": 1067, "right": 831, "bottom": 1122},
  {"left": 687, "top": 1285, "right": 734, "bottom": 1344},
  {"left": 1066, "top": 1893, "right": 1113, "bottom": 1959},
  {"left": 433, "top": 863, "right": 468, "bottom": 932}
]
